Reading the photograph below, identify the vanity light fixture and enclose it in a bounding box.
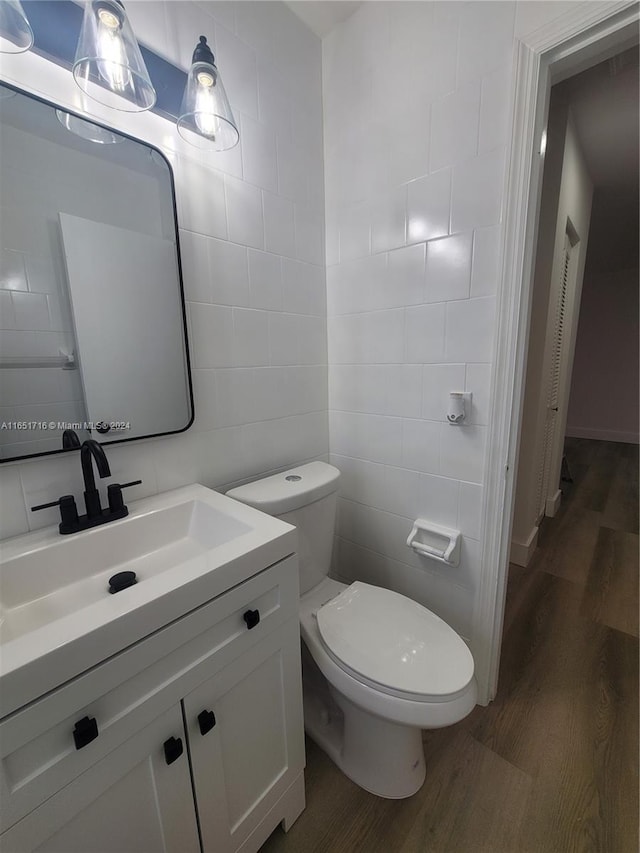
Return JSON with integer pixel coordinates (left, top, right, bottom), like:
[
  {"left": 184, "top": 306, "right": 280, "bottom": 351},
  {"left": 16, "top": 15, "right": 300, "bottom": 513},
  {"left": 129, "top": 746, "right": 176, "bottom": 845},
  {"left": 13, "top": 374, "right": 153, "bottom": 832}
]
[
  {"left": 4, "top": 2, "right": 239, "bottom": 151},
  {"left": 177, "top": 35, "right": 239, "bottom": 151},
  {"left": 72, "top": 0, "right": 156, "bottom": 112},
  {"left": 0, "top": 83, "right": 17, "bottom": 100},
  {"left": 0, "top": 0, "right": 33, "bottom": 54}
]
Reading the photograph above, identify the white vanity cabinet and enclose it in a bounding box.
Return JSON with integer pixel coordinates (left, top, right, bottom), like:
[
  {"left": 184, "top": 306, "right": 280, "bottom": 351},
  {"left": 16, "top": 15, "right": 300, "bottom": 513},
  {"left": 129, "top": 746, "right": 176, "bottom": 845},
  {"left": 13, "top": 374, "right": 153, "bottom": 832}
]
[
  {"left": 0, "top": 556, "right": 305, "bottom": 853},
  {"left": 0, "top": 704, "right": 201, "bottom": 853},
  {"left": 184, "top": 619, "right": 304, "bottom": 853}
]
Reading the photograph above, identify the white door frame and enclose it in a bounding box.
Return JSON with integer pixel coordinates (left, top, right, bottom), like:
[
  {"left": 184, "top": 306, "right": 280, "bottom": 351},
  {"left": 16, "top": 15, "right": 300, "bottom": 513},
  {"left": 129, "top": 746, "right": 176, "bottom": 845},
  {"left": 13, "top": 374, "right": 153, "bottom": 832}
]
[{"left": 472, "top": 0, "right": 639, "bottom": 705}]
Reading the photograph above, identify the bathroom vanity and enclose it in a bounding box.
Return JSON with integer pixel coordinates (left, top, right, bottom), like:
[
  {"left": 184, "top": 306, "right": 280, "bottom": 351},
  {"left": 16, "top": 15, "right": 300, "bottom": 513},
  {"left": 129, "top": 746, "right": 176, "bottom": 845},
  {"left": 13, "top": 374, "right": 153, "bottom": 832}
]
[{"left": 0, "top": 485, "right": 305, "bottom": 853}]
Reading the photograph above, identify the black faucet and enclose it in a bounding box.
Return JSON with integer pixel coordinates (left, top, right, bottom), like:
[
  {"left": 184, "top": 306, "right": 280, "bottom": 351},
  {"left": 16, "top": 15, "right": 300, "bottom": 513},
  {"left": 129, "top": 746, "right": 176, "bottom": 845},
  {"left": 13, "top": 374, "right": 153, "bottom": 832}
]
[
  {"left": 81, "top": 439, "right": 111, "bottom": 518},
  {"left": 31, "top": 440, "right": 142, "bottom": 535}
]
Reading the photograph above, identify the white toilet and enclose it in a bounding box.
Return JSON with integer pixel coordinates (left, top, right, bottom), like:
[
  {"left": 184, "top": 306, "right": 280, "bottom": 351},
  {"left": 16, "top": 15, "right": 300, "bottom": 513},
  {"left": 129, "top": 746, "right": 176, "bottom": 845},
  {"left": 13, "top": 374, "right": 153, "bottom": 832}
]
[{"left": 227, "top": 461, "right": 478, "bottom": 799}]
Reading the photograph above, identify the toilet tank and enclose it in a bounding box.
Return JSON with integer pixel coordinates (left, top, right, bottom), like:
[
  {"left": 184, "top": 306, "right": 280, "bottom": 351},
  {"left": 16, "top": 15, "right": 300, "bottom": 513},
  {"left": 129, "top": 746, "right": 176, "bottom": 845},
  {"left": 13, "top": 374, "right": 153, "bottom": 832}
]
[{"left": 227, "top": 462, "right": 341, "bottom": 595}]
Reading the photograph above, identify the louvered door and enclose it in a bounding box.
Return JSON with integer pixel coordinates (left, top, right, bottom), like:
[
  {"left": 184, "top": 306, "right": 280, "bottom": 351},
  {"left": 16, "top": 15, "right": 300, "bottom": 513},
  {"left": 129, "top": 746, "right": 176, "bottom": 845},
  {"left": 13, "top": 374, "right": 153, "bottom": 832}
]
[{"left": 536, "top": 233, "right": 572, "bottom": 519}]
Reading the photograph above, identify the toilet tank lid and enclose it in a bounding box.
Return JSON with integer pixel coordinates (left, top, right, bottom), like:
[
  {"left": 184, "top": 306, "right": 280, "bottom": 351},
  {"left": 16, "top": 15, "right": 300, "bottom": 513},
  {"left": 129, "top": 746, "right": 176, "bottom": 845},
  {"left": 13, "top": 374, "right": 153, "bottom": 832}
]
[{"left": 226, "top": 461, "right": 341, "bottom": 514}]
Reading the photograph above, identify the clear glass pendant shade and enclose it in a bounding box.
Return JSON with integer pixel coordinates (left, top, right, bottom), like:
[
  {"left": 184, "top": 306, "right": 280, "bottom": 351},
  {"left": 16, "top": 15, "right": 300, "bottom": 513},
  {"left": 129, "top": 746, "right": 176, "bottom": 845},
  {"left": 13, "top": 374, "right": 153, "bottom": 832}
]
[
  {"left": 0, "top": 0, "right": 34, "bottom": 54},
  {"left": 56, "top": 110, "right": 125, "bottom": 144},
  {"left": 73, "top": 0, "right": 156, "bottom": 112},
  {"left": 177, "top": 37, "right": 239, "bottom": 151},
  {"left": 0, "top": 84, "right": 17, "bottom": 100}
]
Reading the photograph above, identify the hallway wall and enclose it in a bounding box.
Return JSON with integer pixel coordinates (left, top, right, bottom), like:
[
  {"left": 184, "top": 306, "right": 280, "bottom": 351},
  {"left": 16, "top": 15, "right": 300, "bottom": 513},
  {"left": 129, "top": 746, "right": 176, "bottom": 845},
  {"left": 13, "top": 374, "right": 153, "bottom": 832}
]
[
  {"left": 510, "top": 96, "right": 593, "bottom": 566},
  {"left": 567, "top": 264, "right": 639, "bottom": 443}
]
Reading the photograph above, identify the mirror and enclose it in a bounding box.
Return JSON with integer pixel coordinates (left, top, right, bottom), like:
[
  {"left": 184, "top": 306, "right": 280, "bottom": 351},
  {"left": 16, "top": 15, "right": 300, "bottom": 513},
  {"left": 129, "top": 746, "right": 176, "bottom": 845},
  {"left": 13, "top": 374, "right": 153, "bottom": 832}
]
[{"left": 0, "top": 83, "right": 193, "bottom": 462}]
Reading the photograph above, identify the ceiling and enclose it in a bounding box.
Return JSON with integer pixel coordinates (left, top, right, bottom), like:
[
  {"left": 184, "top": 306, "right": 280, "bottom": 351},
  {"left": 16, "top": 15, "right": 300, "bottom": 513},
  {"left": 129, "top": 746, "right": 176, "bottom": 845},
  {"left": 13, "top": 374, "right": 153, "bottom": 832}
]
[
  {"left": 284, "top": 1, "right": 361, "bottom": 37},
  {"left": 557, "top": 46, "right": 639, "bottom": 193}
]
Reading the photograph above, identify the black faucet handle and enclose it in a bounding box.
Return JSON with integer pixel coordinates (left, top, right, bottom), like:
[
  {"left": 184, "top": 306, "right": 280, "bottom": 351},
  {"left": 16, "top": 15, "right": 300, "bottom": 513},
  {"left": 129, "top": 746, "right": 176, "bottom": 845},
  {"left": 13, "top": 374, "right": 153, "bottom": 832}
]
[
  {"left": 32, "top": 494, "right": 75, "bottom": 512},
  {"left": 31, "top": 495, "right": 79, "bottom": 533},
  {"left": 62, "top": 429, "right": 81, "bottom": 449},
  {"left": 107, "top": 480, "right": 142, "bottom": 513},
  {"left": 32, "top": 499, "right": 64, "bottom": 512}
]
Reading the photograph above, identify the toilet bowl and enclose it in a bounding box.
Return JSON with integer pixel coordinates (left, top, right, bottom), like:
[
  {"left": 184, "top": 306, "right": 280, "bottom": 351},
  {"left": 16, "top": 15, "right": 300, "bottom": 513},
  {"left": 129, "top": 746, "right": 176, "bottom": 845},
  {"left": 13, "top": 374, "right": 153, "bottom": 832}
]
[
  {"left": 299, "top": 577, "right": 477, "bottom": 797},
  {"left": 227, "top": 462, "right": 478, "bottom": 799}
]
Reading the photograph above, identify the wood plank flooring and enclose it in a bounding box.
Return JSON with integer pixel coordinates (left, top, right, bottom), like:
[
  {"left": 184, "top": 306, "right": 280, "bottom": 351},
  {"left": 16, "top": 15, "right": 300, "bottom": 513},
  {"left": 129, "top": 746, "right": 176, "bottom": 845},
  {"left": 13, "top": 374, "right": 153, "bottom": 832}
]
[{"left": 261, "top": 439, "right": 639, "bottom": 853}]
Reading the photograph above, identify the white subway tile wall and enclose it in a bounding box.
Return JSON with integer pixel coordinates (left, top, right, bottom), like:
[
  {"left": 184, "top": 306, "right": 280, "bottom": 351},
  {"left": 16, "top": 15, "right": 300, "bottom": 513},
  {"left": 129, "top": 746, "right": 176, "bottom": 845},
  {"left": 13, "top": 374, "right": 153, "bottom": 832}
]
[
  {"left": 0, "top": 0, "right": 327, "bottom": 537},
  {"left": 0, "top": 0, "right": 580, "bottom": 641},
  {"left": 324, "top": 1, "right": 517, "bottom": 640}
]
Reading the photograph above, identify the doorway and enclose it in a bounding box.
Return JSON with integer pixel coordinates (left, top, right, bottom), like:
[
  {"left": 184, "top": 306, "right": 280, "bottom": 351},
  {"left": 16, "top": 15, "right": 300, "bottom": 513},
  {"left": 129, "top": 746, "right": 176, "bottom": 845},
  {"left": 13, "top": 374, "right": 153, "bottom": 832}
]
[
  {"left": 474, "top": 1, "right": 639, "bottom": 704},
  {"left": 510, "top": 44, "right": 639, "bottom": 569}
]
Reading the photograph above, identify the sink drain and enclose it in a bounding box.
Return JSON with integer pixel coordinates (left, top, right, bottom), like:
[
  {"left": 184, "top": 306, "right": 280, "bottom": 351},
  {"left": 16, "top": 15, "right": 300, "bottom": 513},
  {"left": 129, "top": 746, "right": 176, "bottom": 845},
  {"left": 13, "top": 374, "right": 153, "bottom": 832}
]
[{"left": 108, "top": 571, "right": 137, "bottom": 594}]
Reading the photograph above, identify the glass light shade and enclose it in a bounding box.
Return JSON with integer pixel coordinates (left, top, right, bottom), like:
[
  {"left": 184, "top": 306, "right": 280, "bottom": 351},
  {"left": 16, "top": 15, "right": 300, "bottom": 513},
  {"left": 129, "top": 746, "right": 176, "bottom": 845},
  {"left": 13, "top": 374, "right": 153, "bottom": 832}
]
[
  {"left": 0, "top": 0, "right": 34, "bottom": 53},
  {"left": 177, "top": 37, "right": 239, "bottom": 151},
  {"left": 56, "top": 109, "right": 124, "bottom": 144},
  {"left": 0, "top": 84, "right": 17, "bottom": 100},
  {"left": 73, "top": 0, "right": 156, "bottom": 112}
]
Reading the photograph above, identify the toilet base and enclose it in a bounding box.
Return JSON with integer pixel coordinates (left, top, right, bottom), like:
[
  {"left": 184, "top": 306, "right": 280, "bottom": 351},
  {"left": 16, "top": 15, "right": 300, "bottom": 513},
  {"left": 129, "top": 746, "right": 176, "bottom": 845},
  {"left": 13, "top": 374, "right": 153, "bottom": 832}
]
[{"left": 302, "top": 673, "right": 426, "bottom": 799}]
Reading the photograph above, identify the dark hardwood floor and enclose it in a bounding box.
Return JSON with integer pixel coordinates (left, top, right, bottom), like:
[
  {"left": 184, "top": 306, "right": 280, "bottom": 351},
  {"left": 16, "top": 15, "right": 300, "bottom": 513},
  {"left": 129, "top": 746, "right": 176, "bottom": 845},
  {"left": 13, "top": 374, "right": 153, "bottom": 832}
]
[{"left": 261, "top": 438, "right": 639, "bottom": 853}]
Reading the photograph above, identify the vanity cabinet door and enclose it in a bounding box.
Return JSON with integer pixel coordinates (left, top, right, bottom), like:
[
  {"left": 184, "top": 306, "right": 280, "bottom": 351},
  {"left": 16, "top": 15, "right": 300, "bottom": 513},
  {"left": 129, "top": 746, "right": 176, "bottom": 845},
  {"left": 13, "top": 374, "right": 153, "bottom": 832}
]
[
  {"left": 0, "top": 704, "right": 200, "bottom": 853},
  {"left": 183, "top": 616, "right": 305, "bottom": 853}
]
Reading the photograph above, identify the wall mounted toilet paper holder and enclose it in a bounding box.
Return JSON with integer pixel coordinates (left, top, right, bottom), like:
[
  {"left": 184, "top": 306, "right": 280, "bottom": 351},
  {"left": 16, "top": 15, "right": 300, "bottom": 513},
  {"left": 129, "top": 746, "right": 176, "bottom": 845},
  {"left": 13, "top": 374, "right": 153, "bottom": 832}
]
[{"left": 407, "top": 519, "right": 461, "bottom": 566}]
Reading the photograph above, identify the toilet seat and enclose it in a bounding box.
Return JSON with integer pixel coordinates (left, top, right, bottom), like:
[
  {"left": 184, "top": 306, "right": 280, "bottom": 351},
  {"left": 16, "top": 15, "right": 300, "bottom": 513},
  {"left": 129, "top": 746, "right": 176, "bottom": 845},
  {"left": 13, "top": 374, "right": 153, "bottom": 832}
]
[
  {"left": 316, "top": 581, "right": 475, "bottom": 701},
  {"left": 300, "top": 578, "right": 478, "bottom": 729}
]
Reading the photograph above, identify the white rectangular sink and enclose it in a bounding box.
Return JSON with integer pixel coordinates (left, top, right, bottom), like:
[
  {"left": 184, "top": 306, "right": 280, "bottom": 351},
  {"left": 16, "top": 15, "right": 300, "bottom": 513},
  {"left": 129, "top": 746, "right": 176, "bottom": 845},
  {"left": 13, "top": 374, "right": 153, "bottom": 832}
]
[
  {"left": 0, "top": 484, "right": 296, "bottom": 717},
  {"left": 0, "top": 500, "right": 252, "bottom": 644}
]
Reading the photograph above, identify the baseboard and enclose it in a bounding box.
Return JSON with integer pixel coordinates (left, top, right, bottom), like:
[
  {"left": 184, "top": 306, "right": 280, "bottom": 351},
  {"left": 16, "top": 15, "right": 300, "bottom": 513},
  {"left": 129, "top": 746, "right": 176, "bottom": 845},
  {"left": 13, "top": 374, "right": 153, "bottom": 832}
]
[
  {"left": 510, "top": 526, "right": 539, "bottom": 567},
  {"left": 566, "top": 426, "right": 639, "bottom": 444},
  {"left": 545, "top": 489, "right": 562, "bottom": 518}
]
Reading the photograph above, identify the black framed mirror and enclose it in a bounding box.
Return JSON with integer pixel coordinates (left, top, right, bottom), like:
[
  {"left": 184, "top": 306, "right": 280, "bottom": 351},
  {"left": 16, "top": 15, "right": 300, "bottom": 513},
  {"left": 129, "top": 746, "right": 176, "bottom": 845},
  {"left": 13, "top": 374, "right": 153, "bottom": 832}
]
[{"left": 0, "top": 82, "right": 194, "bottom": 462}]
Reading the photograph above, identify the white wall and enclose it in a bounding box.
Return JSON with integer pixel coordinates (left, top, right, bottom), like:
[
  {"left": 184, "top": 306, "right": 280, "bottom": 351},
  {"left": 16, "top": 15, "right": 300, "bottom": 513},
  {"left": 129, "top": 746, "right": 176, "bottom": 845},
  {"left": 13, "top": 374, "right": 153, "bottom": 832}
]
[
  {"left": 567, "top": 264, "right": 639, "bottom": 443},
  {"left": 0, "top": 0, "right": 586, "bottom": 651},
  {"left": 511, "top": 98, "right": 593, "bottom": 561},
  {"left": 0, "top": 0, "right": 327, "bottom": 538},
  {"left": 323, "top": 1, "right": 517, "bottom": 640},
  {"left": 322, "top": 0, "right": 585, "bottom": 644}
]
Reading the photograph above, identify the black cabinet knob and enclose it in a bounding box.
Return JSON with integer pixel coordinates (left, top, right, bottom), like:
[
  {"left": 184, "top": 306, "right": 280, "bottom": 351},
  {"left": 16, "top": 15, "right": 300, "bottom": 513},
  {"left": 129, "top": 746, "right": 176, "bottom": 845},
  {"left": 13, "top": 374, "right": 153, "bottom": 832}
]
[
  {"left": 73, "top": 715, "right": 99, "bottom": 750},
  {"left": 163, "top": 736, "right": 184, "bottom": 765},
  {"left": 243, "top": 609, "right": 260, "bottom": 630},
  {"left": 198, "top": 709, "right": 216, "bottom": 736}
]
